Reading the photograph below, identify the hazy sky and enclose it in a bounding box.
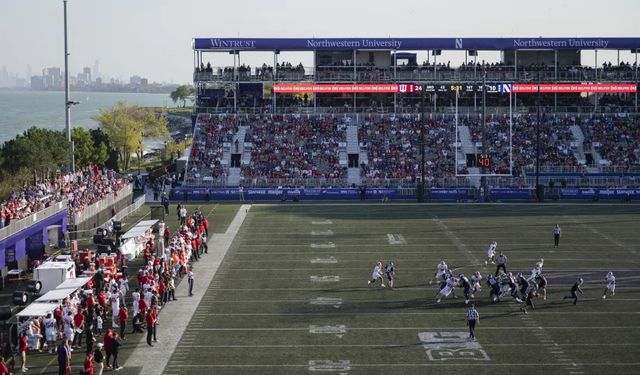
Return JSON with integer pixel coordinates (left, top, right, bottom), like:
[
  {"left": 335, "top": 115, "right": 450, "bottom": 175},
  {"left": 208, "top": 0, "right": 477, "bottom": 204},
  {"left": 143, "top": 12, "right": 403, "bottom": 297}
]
[{"left": 1, "top": 0, "right": 639, "bottom": 84}]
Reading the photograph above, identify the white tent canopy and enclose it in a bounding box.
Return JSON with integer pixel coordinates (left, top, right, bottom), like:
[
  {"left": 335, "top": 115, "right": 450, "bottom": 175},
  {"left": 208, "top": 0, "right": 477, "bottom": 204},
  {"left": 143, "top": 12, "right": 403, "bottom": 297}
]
[
  {"left": 55, "top": 276, "right": 92, "bottom": 290},
  {"left": 34, "top": 288, "right": 78, "bottom": 304},
  {"left": 121, "top": 219, "right": 158, "bottom": 239},
  {"left": 16, "top": 303, "right": 59, "bottom": 318}
]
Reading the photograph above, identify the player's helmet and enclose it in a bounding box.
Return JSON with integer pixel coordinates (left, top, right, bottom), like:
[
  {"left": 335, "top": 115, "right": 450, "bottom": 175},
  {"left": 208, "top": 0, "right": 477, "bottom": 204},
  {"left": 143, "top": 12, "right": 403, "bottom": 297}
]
[
  {"left": 474, "top": 271, "right": 481, "bottom": 277},
  {"left": 607, "top": 271, "right": 613, "bottom": 277},
  {"left": 578, "top": 277, "right": 584, "bottom": 284}
]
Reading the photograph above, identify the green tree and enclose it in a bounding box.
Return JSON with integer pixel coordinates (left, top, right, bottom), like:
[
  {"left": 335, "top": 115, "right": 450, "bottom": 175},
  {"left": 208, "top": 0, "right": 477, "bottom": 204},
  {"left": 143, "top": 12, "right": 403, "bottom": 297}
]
[
  {"left": 0, "top": 127, "right": 70, "bottom": 179},
  {"left": 94, "top": 102, "right": 168, "bottom": 170},
  {"left": 72, "top": 127, "right": 96, "bottom": 168},
  {"left": 170, "top": 85, "right": 195, "bottom": 107},
  {"left": 90, "top": 129, "right": 116, "bottom": 169}
]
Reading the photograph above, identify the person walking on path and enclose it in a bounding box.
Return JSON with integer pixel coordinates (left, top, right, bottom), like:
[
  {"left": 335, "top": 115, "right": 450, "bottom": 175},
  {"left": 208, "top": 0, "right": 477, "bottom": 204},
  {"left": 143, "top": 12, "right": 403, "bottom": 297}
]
[
  {"left": 466, "top": 304, "right": 480, "bottom": 340},
  {"left": 188, "top": 270, "right": 194, "bottom": 297}
]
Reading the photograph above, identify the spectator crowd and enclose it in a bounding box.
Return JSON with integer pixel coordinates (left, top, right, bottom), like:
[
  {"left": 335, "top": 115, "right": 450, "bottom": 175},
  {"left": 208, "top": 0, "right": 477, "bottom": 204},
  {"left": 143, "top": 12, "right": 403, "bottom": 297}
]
[
  {"left": 183, "top": 114, "right": 639, "bottom": 187},
  {"left": 0, "top": 166, "right": 128, "bottom": 230}
]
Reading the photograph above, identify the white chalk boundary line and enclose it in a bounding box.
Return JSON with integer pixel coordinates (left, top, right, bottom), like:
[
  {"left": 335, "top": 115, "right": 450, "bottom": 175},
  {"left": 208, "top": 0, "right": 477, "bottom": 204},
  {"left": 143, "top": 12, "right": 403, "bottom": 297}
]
[
  {"left": 202, "top": 311, "right": 640, "bottom": 315},
  {"left": 172, "top": 343, "right": 637, "bottom": 348},
  {"left": 236, "top": 241, "right": 639, "bottom": 246},
  {"left": 165, "top": 362, "right": 640, "bottom": 368},
  {"left": 251, "top": 202, "right": 640, "bottom": 206}
]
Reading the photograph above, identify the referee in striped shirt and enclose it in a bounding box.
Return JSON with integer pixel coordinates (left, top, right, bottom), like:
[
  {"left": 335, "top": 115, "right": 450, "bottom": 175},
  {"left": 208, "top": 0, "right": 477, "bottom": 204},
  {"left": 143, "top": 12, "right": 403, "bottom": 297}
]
[{"left": 466, "top": 304, "right": 479, "bottom": 340}]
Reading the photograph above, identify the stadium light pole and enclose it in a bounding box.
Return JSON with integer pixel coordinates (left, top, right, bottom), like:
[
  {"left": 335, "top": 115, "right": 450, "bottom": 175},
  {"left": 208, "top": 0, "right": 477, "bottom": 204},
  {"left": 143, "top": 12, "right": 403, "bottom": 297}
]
[
  {"left": 63, "top": 0, "right": 75, "bottom": 172},
  {"left": 418, "top": 89, "right": 426, "bottom": 203},
  {"left": 480, "top": 71, "right": 487, "bottom": 202},
  {"left": 535, "top": 73, "right": 542, "bottom": 202}
]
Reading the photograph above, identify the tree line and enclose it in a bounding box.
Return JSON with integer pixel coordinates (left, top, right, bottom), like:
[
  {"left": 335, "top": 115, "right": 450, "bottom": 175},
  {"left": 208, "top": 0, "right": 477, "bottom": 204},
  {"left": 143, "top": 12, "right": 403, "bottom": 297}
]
[{"left": 0, "top": 102, "right": 170, "bottom": 198}]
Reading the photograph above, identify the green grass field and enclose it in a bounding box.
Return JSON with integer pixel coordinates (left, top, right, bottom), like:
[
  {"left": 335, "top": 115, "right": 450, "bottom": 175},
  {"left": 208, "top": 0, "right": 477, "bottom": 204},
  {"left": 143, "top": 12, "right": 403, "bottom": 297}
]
[{"left": 164, "top": 203, "right": 640, "bottom": 375}]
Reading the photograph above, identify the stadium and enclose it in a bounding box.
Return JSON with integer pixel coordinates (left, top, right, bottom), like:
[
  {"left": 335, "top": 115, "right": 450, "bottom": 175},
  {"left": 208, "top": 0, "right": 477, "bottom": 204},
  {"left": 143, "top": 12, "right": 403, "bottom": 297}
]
[
  {"left": 178, "top": 36, "right": 640, "bottom": 203},
  {"left": 0, "top": 33, "right": 639, "bottom": 375}
]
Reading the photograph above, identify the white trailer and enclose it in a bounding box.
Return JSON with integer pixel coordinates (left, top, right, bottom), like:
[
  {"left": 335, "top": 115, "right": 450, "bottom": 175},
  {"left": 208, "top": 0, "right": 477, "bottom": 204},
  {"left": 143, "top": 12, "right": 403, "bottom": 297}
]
[{"left": 32, "top": 261, "right": 76, "bottom": 294}]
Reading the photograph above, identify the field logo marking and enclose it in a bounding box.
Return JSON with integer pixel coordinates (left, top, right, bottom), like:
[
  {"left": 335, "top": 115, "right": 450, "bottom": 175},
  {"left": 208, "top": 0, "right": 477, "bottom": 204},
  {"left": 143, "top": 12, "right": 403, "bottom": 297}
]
[
  {"left": 418, "top": 332, "right": 490, "bottom": 361},
  {"left": 312, "top": 230, "right": 334, "bottom": 236},
  {"left": 310, "top": 297, "right": 343, "bottom": 308},
  {"left": 386, "top": 234, "right": 407, "bottom": 245},
  {"left": 308, "top": 360, "right": 350, "bottom": 372},
  {"left": 312, "top": 220, "right": 333, "bottom": 225},
  {"left": 309, "top": 325, "right": 347, "bottom": 338},
  {"left": 310, "top": 256, "right": 338, "bottom": 264},
  {"left": 310, "top": 276, "right": 341, "bottom": 283},
  {"left": 311, "top": 242, "right": 336, "bottom": 249}
]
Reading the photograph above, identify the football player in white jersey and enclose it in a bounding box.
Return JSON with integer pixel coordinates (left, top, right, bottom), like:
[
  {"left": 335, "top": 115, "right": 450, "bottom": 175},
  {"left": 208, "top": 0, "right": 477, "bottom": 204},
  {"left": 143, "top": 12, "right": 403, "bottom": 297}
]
[
  {"left": 528, "top": 260, "right": 543, "bottom": 282},
  {"left": 436, "top": 275, "right": 458, "bottom": 303},
  {"left": 367, "top": 261, "right": 385, "bottom": 287},
  {"left": 430, "top": 260, "right": 448, "bottom": 285},
  {"left": 602, "top": 271, "right": 615, "bottom": 299},
  {"left": 43, "top": 312, "right": 58, "bottom": 353},
  {"left": 485, "top": 241, "right": 497, "bottom": 265},
  {"left": 471, "top": 271, "right": 482, "bottom": 297},
  {"left": 132, "top": 288, "right": 141, "bottom": 317}
]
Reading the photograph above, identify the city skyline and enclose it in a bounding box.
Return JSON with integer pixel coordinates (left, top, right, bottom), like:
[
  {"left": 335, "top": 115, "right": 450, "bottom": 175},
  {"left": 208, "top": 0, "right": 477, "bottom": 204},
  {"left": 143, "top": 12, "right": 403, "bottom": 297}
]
[
  {"left": 0, "top": 61, "right": 164, "bottom": 88},
  {"left": 1, "top": 0, "right": 639, "bottom": 84}
]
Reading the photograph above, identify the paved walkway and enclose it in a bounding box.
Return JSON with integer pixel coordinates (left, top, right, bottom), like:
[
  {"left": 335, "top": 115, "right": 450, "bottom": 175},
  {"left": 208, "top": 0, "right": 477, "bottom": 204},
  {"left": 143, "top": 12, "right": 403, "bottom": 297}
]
[{"left": 125, "top": 204, "right": 251, "bottom": 374}]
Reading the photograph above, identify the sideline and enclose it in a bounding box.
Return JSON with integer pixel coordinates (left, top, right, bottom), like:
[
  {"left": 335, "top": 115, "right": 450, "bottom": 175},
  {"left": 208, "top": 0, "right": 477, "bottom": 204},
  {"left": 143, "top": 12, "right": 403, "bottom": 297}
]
[{"left": 125, "top": 204, "right": 251, "bottom": 374}]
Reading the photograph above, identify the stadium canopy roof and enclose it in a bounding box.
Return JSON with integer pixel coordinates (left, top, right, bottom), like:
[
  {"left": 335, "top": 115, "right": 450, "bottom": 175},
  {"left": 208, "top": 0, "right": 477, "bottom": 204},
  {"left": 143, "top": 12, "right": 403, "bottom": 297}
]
[{"left": 193, "top": 37, "right": 640, "bottom": 52}]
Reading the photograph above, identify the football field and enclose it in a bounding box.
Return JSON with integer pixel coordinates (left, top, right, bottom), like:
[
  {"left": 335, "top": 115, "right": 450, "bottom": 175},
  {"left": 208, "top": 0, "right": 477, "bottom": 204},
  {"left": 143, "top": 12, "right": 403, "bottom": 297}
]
[{"left": 164, "top": 203, "right": 640, "bottom": 375}]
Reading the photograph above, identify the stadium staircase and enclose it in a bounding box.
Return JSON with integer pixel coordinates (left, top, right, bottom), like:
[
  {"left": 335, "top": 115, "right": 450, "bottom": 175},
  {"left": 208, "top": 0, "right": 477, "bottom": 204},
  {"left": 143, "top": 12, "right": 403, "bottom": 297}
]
[
  {"left": 227, "top": 126, "right": 248, "bottom": 186},
  {"left": 569, "top": 125, "right": 587, "bottom": 165},
  {"left": 458, "top": 125, "right": 475, "bottom": 154},
  {"left": 346, "top": 125, "right": 362, "bottom": 185}
]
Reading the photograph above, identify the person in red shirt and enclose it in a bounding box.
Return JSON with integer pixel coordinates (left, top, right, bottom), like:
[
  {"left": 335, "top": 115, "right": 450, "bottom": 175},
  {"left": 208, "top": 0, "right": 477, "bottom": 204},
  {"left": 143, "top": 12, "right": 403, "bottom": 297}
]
[
  {"left": 97, "top": 290, "right": 107, "bottom": 312},
  {"left": 163, "top": 227, "right": 170, "bottom": 247},
  {"left": 19, "top": 333, "right": 28, "bottom": 372},
  {"left": 136, "top": 269, "right": 145, "bottom": 290},
  {"left": 203, "top": 217, "right": 209, "bottom": 236},
  {"left": 138, "top": 297, "right": 148, "bottom": 318},
  {"left": 158, "top": 279, "right": 166, "bottom": 306},
  {"left": 0, "top": 356, "right": 9, "bottom": 375},
  {"left": 86, "top": 293, "right": 95, "bottom": 311},
  {"left": 72, "top": 309, "right": 85, "bottom": 348},
  {"left": 118, "top": 305, "right": 128, "bottom": 339},
  {"left": 103, "top": 329, "right": 113, "bottom": 370},
  {"left": 54, "top": 305, "right": 64, "bottom": 331},
  {"left": 83, "top": 353, "right": 94, "bottom": 375},
  {"left": 145, "top": 311, "right": 155, "bottom": 347}
]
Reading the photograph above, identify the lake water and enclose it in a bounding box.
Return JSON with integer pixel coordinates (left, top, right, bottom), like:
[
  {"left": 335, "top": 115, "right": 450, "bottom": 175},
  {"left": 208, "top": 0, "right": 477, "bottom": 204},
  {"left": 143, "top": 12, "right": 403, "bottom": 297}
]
[{"left": 0, "top": 89, "right": 177, "bottom": 145}]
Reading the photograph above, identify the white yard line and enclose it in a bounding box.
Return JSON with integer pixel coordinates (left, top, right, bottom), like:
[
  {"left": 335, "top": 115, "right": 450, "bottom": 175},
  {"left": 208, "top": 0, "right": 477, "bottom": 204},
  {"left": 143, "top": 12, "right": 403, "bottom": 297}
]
[
  {"left": 185, "top": 326, "right": 640, "bottom": 331},
  {"left": 124, "top": 204, "right": 251, "bottom": 374},
  {"left": 164, "top": 362, "right": 640, "bottom": 368}
]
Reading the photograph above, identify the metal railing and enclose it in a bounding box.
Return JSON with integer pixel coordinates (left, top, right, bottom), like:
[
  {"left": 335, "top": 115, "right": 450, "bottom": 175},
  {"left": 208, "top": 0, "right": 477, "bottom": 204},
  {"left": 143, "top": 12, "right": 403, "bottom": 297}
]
[
  {"left": 193, "top": 105, "right": 640, "bottom": 116},
  {"left": 68, "top": 184, "right": 134, "bottom": 226},
  {"left": 66, "top": 193, "right": 146, "bottom": 242},
  {"left": 0, "top": 200, "right": 67, "bottom": 241},
  {"left": 194, "top": 65, "right": 640, "bottom": 83}
]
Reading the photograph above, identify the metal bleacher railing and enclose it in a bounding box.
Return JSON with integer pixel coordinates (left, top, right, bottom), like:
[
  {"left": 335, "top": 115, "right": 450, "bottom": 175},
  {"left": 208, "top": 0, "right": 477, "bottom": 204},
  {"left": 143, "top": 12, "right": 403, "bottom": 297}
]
[
  {"left": 0, "top": 200, "right": 67, "bottom": 241},
  {"left": 68, "top": 184, "right": 134, "bottom": 226}
]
